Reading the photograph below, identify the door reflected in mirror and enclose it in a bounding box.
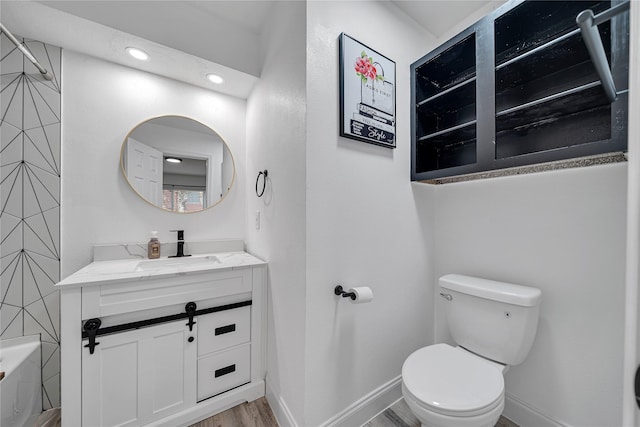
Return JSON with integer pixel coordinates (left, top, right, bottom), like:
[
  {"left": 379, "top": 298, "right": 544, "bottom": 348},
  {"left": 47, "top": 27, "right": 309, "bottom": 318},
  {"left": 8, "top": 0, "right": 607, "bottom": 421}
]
[{"left": 121, "top": 116, "right": 235, "bottom": 213}]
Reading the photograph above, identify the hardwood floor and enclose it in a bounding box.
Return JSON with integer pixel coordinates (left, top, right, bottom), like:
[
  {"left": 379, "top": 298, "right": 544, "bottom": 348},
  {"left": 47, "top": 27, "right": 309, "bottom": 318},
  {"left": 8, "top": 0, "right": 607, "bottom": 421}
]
[
  {"left": 189, "top": 397, "right": 518, "bottom": 427},
  {"left": 495, "top": 415, "right": 519, "bottom": 427},
  {"left": 363, "top": 399, "right": 418, "bottom": 427},
  {"left": 189, "top": 397, "right": 278, "bottom": 427}
]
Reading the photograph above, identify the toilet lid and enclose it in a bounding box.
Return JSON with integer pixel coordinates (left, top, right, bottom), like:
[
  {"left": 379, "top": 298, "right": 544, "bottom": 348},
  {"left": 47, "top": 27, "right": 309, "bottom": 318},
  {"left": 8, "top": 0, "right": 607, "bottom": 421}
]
[{"left": 402, "top": 344, "right": 504, "bottom": 416}]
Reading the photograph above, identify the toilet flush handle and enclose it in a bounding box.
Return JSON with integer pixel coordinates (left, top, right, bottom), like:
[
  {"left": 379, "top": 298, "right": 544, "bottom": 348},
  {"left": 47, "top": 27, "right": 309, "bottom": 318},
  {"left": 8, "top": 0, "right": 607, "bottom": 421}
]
[{"left": 440, "top": 292, "right": 452, "bottom": 301}]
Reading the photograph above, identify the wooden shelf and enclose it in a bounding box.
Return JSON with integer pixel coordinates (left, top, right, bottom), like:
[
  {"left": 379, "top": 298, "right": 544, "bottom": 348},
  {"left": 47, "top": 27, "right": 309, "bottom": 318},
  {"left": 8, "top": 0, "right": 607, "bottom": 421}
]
[
  {"left": 417, "top": 77, "right": 476, "bottom": 107},
  {"left": 496, "top": 84, "right": 612, "bottom": 159},
  {"left": 418, "top": 120, "right": 477, "bottom": 142},
  {"left": 495, "top": 1, "right": 610, "bottom": 66},
  {"left": 416, "top": 123, "right": 477, "bottom": 173},
  {"left": 496, "top": 23, "right": 610, "bottom": 112},
  {"left": 496, "top": 81, "right": 604, "bottom": 118},
  {"left": 416, "top": 79, "right": 476, "bottom": 139},
  {"left": 415, "top": 33, "right": 476, "bottom": 101},
  {"left": 496, "top": 28, "right": 581, "bottom": 72}
]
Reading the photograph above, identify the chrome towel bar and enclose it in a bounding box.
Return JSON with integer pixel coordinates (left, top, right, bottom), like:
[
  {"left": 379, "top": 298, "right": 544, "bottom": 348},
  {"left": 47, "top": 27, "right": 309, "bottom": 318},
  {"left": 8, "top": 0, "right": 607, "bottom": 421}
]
[{"left": 0, "top": 22, "right": 53, "bottom": 80}]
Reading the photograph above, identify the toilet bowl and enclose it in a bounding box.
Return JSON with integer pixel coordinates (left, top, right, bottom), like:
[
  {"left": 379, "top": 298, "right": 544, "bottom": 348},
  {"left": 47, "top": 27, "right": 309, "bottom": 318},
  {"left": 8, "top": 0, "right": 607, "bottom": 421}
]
[
  {"left": 401, "top": 274, "right": 542, "bottom": 427},
  {"left": 402, "top": 344, "right": 505, "bottom": 427}
]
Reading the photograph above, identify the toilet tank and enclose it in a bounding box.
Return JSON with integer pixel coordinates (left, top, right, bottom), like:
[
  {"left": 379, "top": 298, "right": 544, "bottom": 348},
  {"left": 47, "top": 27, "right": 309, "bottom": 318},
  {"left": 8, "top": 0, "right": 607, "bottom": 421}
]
[{"left": 439, "top": 274, "right": 542, "bottom": 366}]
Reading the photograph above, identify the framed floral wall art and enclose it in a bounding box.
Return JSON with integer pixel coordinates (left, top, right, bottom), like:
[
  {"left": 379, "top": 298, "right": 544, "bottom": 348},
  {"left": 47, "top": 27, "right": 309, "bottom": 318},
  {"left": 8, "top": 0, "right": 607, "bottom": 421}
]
[{"left": 339, "top": 33, "right": 396, "bottom": 148}]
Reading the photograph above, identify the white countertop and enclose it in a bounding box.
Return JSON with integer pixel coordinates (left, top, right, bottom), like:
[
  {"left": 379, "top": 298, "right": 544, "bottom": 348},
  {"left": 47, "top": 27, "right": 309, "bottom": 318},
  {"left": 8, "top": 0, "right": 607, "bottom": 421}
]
[{"left": 56, "top": 251, "right": 266, "bottom": 289}]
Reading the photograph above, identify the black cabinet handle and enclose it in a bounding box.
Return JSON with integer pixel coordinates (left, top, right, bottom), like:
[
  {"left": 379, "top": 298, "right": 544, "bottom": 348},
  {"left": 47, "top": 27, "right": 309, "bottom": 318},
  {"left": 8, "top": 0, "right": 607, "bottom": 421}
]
[
  {"left": 215, "top": 364, "right": 236, "bottom": 378},
  {"left": 215, "top": 324, "right": 236, "bottom": 336},
  {"left": 83, "top": 318, "right": 102, "bottom": 355},
  {"left": 185, "top": 302, "right": 197, "bottom": 331}
]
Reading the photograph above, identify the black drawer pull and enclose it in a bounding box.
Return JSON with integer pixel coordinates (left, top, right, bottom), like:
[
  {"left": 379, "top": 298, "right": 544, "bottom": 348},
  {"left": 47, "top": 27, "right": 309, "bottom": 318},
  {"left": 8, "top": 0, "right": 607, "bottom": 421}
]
[
  {"left": 215, "top": 324, "right": 236, "bottom": 336},
  {"left": 215, "top": 364, "right": 236, "bottom": 378}
]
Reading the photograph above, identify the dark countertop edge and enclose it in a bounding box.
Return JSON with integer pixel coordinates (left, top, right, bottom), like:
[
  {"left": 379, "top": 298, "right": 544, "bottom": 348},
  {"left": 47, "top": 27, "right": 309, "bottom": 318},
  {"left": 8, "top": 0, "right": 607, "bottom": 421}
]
[{"left": 418, "top": 152, "right": 627, "bottom": 185}]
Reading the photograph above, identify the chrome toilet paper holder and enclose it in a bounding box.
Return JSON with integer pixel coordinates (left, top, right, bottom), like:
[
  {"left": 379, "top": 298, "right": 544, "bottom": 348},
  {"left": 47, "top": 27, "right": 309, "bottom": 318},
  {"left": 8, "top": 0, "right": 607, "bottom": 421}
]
[{"left": 334, "top": 285, "right": 356, "bottom": 300}]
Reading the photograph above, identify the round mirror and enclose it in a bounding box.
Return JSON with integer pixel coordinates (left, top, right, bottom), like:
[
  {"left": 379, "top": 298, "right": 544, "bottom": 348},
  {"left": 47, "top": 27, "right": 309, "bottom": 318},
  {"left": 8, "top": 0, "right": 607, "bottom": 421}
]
[{"left": 120, "top": 116, "right": 235, "bottom": 213}]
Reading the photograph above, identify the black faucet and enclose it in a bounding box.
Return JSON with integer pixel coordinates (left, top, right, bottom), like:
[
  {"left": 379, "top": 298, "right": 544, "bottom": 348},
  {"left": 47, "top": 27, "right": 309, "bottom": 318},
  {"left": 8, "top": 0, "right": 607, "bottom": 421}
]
[{"left": 169, "top": 230, "right": 191, "bottom": 258}]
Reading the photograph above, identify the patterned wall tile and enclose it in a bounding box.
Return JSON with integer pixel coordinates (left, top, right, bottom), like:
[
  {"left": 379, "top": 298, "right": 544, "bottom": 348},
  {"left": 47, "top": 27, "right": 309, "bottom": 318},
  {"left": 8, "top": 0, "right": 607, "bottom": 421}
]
[
  {"left": 1, "top": 39, "right": 23, "bottom": 74},
  {"left": 25, "top": 123, "right": 61, "bottom": 174},
  {"left": 0, "top": 31, "right": 61, "bottom": 410},
  {"left": 1, "top": 253, "right": 23, "bottom": 307},
  {"left": 0, "top": 304, "right": 22, "bottom": 338},
  {"left": 0, "top": 75, "right": 24, "bottom": 127}
]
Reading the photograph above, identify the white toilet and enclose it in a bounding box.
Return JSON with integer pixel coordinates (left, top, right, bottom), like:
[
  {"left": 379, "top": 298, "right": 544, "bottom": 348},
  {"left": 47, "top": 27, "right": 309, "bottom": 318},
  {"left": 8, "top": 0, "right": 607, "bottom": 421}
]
[{"left": 401, "top": 274, "right": 542, "bottom": 427}]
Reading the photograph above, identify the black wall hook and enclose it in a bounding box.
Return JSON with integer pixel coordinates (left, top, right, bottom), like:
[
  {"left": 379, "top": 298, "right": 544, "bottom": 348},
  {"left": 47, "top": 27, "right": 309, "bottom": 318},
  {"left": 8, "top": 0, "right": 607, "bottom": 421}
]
[
  {"left": 256, "top": 169, "right": 268, "bottom": 197},
  {"left": 334, "top": 285, "right": 356, "bottom": 300}
]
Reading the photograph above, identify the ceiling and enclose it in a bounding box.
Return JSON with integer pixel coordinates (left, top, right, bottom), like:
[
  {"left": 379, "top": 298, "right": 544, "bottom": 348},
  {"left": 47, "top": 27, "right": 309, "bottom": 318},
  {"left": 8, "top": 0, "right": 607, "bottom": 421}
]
[
  {"left": 393, "top": 1, "right": 501, "bottom": 38},
  {"left": 32, "top": 1, "right": 274, "bottom": 77},
  {"left": 2, "top": 1, "right": 502, "bottom": 98}
]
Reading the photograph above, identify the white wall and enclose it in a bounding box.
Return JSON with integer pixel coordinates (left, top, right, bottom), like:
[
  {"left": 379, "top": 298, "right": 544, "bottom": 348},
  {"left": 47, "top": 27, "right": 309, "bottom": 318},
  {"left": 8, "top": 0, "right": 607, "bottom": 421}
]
[
  {"left": 304, "top": 2, "right": 436, "bottom": 425},
  {"left": 61, "top": 51, "right": 247, "bottom": 277},
  {"left": 432, "top": 164, "right": 627, "bottom": 426},
  {"left": 245, "top": 1, "right": 307, "bottom": 425}
]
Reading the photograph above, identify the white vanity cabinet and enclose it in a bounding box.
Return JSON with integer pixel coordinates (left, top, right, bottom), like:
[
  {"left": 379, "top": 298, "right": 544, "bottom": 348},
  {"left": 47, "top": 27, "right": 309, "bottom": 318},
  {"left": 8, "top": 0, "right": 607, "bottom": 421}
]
[{"left": 58, "top": 252, "right": 267, "bottom": 427}]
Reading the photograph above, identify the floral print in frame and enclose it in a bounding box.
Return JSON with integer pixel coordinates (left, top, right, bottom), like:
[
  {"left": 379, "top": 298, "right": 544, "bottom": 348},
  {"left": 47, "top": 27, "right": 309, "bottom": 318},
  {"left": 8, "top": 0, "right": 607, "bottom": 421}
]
[{"left": 339, "top": 33, "right": 396, "bottom": 148}]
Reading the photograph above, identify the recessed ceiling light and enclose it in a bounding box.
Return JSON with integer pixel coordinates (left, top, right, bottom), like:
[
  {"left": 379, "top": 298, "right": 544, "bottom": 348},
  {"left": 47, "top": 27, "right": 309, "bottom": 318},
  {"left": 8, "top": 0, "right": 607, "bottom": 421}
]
[
  {"left": 165, "top": 157, "right": 182, "bottom": 163},
  {"left": 126, "top": 47, "right": 149, "bottom": 61},
  {"left": 207, "top": 73, "right": 224, "bottom": 84}
]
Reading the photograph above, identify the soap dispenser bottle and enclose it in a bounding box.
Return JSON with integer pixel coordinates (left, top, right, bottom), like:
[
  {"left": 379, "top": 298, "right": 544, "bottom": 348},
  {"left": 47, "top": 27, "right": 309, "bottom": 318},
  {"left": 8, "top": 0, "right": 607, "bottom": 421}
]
[{"left": 148, "top": 231, "right": 161, "bottom": 259}]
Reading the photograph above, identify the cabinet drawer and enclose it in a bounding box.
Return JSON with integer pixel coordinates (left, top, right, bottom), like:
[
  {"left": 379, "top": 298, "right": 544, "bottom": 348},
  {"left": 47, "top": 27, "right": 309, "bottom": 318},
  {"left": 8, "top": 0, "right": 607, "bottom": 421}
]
[
  {"left": 197, "top": 343, "right": 250, "bottom": 401},
  {"left": 198, "top": 306, "right": 250, "bottom": 356},
  {"left": 82, "top": 268, "right": 252, "bottom": 318}
]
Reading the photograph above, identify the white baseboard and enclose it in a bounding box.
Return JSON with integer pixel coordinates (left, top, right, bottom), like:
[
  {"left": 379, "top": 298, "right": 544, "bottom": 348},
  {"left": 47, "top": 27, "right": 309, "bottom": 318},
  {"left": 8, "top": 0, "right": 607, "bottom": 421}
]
[
  {"left": 504, "top": 393, "right": 569, "bottom": 427},
  {"left": 318, "top": 376, "right": 403, "bottom": 427},
  {"left": 265, "top": 380, "right": 569, "bottom": 427},
  {"left": 266, "top": 381, "right": 299, "bottom": 427}
]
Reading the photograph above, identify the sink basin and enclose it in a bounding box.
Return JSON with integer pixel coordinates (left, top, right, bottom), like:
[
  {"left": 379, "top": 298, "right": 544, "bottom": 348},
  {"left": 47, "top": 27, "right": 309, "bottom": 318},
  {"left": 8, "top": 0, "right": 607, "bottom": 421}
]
[{"left": 134, "top": 255, "right": 221, "bottom": 271}]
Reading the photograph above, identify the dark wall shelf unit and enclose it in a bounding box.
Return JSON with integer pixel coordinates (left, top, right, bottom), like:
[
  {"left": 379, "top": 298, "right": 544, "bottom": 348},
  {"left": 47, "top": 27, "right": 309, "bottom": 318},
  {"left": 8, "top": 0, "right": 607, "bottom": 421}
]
[{"left": 411, "top": 0, "right": 629, "bottom": 182}]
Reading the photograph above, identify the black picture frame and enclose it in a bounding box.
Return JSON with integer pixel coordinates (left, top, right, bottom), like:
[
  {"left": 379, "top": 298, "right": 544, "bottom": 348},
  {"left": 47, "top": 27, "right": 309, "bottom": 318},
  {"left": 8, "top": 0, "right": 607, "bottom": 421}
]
[{"left": 339, "top": 33, "right": 396, "bottom": 149}]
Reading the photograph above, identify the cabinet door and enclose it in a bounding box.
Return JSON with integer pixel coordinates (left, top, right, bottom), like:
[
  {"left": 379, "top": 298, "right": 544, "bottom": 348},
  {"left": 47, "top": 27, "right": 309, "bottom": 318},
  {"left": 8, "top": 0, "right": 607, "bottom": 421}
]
[{"left": 82, "top": 320, "right": 196, "bottom": 426}]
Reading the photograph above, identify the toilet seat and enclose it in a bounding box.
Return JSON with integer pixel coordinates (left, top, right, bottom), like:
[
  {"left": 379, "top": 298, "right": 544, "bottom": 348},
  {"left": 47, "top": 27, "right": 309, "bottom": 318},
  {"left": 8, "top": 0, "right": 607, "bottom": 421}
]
[{"left": 402, "top": 343, "right": 505, "bottom": 417}]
